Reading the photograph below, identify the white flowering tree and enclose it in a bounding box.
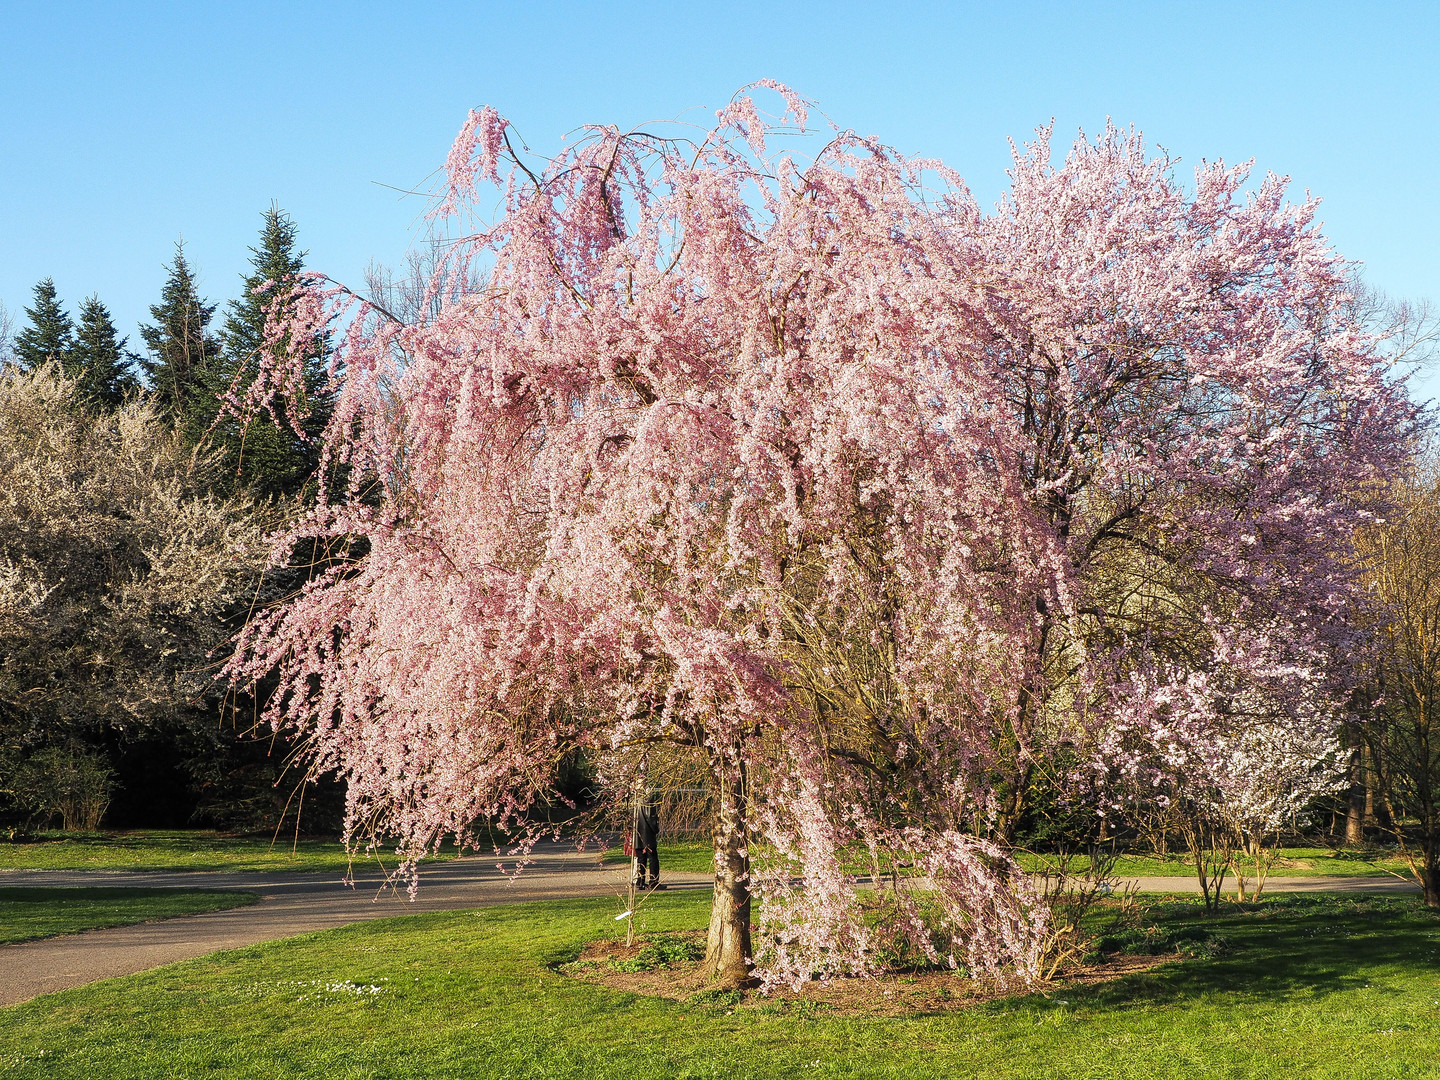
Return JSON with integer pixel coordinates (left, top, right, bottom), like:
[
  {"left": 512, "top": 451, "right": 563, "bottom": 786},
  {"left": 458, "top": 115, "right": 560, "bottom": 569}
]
[{"left": 0, "top": 364, "right": 274, "bottom": 827}]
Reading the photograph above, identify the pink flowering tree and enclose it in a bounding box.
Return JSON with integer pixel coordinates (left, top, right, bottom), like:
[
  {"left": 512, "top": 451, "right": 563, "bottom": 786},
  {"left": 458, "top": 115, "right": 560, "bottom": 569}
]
[
  {"left": 969, "top": 124, "right": 1412, "bottom": 842},
  {"left": 227, "top": 87, "right": 1410, "bottom": 988}
]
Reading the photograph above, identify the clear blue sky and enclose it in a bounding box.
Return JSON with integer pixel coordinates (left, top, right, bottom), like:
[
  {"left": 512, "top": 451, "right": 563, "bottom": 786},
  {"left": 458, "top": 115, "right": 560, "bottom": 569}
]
[{"left": 3, "top": 0, "right": 1437, "bottom": 398}]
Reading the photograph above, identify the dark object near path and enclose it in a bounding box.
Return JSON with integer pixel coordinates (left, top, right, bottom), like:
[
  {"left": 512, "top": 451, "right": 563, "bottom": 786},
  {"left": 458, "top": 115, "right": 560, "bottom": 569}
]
[
  {"left": 0, "top": 845, "right": 1416, "bottom": 1008},
  {"left": 0, "top": 845, "right": 711, "bottom": 1007}
]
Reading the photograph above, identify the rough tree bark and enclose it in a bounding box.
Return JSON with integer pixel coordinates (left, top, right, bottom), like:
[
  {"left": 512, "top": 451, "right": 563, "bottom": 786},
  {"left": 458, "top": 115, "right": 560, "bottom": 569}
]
[
  {"left": 1345, "top": 734, "right": 1366, "bottom": 845},
  {"left": 702, "top": 751, "right": 753, "bottom": 988}
]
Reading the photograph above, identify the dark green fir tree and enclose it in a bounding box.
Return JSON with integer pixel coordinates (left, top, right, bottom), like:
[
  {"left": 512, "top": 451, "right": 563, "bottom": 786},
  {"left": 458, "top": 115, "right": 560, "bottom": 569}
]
[
  {"left": 139, "top": 241, "right": 219, "bottom": 432},
  {"left": 211, "top": 205, "right": 331, "bottom": 498},
  {"left": 14, "top": 278, "right": 74, "bottom": 370},
  {"left": 69, "top": 295, "right": 139, "bottom": 410}
]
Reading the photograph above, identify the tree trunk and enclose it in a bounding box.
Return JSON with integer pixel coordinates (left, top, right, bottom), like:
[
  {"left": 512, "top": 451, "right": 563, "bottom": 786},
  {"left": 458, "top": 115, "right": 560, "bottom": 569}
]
[
  {"left": 1424, "top": 834, "right": 1440, "bottom": 910},
  {"left": 1185, "top": 817, "right": 1226, "bottom": 914},
  {"left": 1345, "top": 737, "right": 1365, "bottom": 845},
  {"left": 1363, "top": 744, "right": 1377, "bottom": 827},
  {"left": 702, "top": 754, "right": 753, "bottom": 988},
  {"left": 1345, "top": 788, "right": 1365, "bottom": 844}
]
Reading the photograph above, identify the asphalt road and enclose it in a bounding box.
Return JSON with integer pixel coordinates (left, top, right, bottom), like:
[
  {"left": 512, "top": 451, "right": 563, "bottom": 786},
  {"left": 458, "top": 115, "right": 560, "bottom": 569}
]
[{"left": 0, "top": 850, "right": 1419, "bottom": 1008}]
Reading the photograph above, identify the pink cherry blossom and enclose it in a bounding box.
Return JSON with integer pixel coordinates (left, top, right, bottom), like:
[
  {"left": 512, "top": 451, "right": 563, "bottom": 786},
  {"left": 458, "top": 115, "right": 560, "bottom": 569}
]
[{"left": 226, "top": 87, "right": 1413, "bottom": 989}]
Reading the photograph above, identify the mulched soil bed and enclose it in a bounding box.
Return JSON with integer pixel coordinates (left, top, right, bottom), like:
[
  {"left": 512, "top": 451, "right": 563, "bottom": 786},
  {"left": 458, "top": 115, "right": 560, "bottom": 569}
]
[{"left": 560, "top": 930, "right": 1178, "bottom": 1016}]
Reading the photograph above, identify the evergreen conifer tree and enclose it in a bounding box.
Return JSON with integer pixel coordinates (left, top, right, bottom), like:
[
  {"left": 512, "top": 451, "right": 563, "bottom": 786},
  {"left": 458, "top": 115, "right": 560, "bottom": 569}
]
[
  {"left": 70, "top": 295, "right": 139, "bottom": 410},
  {"left": 14, "top": 278, "right": 75, "bottom": 370},
  {"left": 139, "top": 242, "right": 218, "bottom": 431},
  {"left": 212, "top": 205, "right": 331, "bottom": 498}
]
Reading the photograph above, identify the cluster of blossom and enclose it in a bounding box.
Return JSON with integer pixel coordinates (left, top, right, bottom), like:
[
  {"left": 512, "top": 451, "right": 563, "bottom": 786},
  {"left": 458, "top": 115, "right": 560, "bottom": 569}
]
[
  {"left": 1099, "top": 619, "right": 1346, "bottom": 844},
  {"left": 271, "top": 978, "right": 391, "bottom": 1002},
  {"left": 0, "top": 364, "right": 274, "bottom": 735},
  {"left": 225, "top": 85, "right": 1411, "bottom": 985}
]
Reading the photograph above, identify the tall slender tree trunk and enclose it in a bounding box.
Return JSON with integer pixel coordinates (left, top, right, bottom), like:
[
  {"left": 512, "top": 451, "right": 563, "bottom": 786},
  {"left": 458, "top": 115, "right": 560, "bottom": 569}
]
[
  {"left": 702, "top": 751, "right": 753, "bottom": 988},
  {"left": 1422, "top": 781, "right": 1440, "bottom": 909},
  {"left": 1345, "top": 733, "right": 1365, "bottom": 845},
  {"left": 1363, "top": 744, "right": 1377, "bottom": 827},
  {"left": 1423, "top": 839, "right": 1440, "bottom": 910}
]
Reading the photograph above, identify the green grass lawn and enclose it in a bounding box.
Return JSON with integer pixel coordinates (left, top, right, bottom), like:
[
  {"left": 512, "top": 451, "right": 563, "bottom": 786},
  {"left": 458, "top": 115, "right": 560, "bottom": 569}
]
[
  {"left": 1016, "top": 847, "right": 1416, "bottom": 880},
  {"left": 2, "top": 890, "right": 1437, "bottom": 1078},
  {"left": 12, "top": 831, "right": 1401, "bottom": 883},
  {"left": 0, "top": 887, "right": 259, "bottom": 944},
  {"left": 0, "top": 830, "right": 459, "bottom": 874},
  {"left": 605, "top": 842, "right": 1415, "bottom": 882},
  {"left": 602, "top": 839, "right": 715, "bottom": 873}
]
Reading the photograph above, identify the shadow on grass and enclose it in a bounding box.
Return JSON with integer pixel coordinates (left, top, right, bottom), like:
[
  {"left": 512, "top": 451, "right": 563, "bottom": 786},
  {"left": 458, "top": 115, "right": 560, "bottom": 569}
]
[
  {"left": 997, "top": 893, "right": 1440, "bottom": 1017},
  {"left": 528, "top": 889, "right": 1440, "bottom": 1022}
]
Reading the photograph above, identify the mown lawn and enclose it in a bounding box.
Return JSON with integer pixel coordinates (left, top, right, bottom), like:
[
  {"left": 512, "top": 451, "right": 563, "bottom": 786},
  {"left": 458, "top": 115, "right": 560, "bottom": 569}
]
[
  {"left": 0, "top": 887, "right": 258, "bottom": 944},
  {"left": 0, "top": 830, "right": 458, "bottom": 875},
  {"left": 605, "top": 842, "right": 1415, "bottom": 881},
  {"left": 8, "top": 831, "right": 1405, "bottom": 884},
  {"left": 1015, "top": 847, "right": 1416, "bottom": 881},
  {"left": 602, "top": 839, "right": 715, "bottom": 873},
  {"left": 2, "top": 891, "right": 1436, "bottom": 1078}
]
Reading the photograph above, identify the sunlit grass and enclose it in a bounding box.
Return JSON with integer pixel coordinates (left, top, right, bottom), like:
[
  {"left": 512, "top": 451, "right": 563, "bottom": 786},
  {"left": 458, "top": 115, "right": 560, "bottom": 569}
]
[
  {"left": 2, "top": 891, "right": 1437, "bottom": 1078},
  {"left": 0, "top": 830, "right": 459, "bottom": 875},
  {"left": 601, "top": 840, "right": 714, "bottom": 873},
  {"left": 603, "top": 842, "right": 1413, "bottom": 883},
  {"left": 1015, "top": 847, "right": 1415, "bottom": 880},
  {"left": 0, "top": 887, "right": 258, "bottom": 944}
]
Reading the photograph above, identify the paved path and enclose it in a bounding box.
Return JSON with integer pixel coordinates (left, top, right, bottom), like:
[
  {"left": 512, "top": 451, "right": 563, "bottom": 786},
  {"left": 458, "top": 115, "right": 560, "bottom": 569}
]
[
  {"left": 0, "top": 846, "right": 712, "bottom": 1007},
  {"left": 0, "top": 853, "right": 1419, "bottom": 1008}
]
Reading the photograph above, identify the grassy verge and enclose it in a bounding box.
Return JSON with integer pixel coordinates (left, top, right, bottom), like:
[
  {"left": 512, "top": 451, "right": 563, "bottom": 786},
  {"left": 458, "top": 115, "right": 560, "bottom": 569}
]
[
  {"left": 601, "top": 840, "right": 714, "bottom": 873},
  {"left": 1015, "top": 847, "right": 1415, "bottom": 880},
  {"left": 0, "top": 887, "right": 259, "bottom": 944},
  {"left": 2, "top": 890, "right": 1437, "bottom": 1078},
  {"left": 602, "top": 842, "right": 1414, "bottom": 882},
  {"left": 0, "top": 830, "right": 460, "bottom": 875},
  {"left": 24, "top": 831, "right": 1396, "bottom": 883}
]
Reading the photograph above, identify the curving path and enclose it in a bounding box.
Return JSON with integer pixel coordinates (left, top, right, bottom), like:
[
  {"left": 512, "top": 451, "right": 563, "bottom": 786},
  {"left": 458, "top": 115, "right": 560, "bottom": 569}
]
[
  {"left": 0, "top": 849, "right": 1419, "bottom": 1008},
  {"left": 0, "top": 846, "right": 712, "bottom": 1007}
]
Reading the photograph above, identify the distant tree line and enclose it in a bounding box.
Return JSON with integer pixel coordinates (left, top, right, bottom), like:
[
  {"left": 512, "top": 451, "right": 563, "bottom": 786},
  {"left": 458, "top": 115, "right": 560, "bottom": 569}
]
[{"left": 0, "top": 206, "right": 340, "bottom": 835}]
